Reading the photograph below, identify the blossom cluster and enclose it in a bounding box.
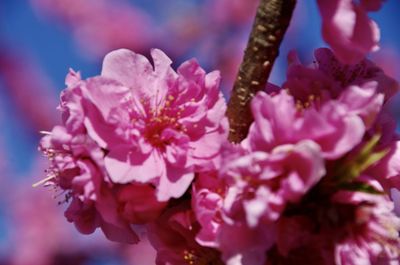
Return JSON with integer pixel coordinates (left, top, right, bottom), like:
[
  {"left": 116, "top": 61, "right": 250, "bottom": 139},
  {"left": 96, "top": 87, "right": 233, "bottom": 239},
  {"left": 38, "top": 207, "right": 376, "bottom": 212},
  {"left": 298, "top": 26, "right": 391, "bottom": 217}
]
[
  {"left": 39, "top": 45, "right": 400, "bottom": 265},
  {"left": 38, "top": 48, "right": 228, "bottom": 244},
  {"left": 36, "top": 2, "right": 399, "bottom": 263}
]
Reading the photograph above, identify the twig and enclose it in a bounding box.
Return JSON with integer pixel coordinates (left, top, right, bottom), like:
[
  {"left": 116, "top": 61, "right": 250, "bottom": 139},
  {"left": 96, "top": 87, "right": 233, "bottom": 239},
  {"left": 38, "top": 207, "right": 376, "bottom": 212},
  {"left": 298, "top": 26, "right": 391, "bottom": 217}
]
[{"left": 226, "top": 0, "right": 296, "bottom": 143}]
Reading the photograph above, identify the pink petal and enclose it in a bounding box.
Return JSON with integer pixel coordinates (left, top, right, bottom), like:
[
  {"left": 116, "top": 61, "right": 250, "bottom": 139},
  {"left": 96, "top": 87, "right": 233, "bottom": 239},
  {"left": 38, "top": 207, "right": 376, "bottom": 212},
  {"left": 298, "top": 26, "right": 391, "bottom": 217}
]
[
  {"left": 318, "top": 0, "right": 380, "bottom": 64},
  {"left": 157, "top": 166, "right": 194, "bottom": 201},
  {"left": 101, "top": 48, "right": 154, "bottom": 89},
  {"left": 100, "top": 220, "right": 139, "bottom": 244},
  {"left": 84, "top": 76, "right": 129, "bottom": 119},
  {"left": 105, "top": 148, "right": 165, "bottom": 184}
]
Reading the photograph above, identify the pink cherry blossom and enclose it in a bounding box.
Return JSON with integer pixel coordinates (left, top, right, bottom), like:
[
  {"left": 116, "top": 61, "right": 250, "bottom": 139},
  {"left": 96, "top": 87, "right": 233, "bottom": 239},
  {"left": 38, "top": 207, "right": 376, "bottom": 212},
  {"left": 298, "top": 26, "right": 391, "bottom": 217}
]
[
  {"left": 190, "top": 140, "right": 324, "bottom": 265},
  {"left": 247, "top": 48, "right": 398, "bottom": 161},
  {"left": 38, "top": 70, "right": 139, "bottom": 243},
  {"left": 82, "top": 48, "right": 227, "bottom": 201},
  {"left": 285, "top": 48, "right": 398, "bottom": 128},
  {"left": 317, "top": 0, "right": 385, "bottom": 64},
  {"left": 217, "top": 221, "right": 276, "bottom": 265},
  {"left": 332, "top": 178, "right": 400, "bottom": 265},
  {"left": 333, "top": 188, "right": 400, "bottom": 265},
  {"left": 268, "top": 178, "right": 400, "bottom": 265},
  {"left": 245, "top": 89, "right": 365, "bottom": 159},
  {"left": 221, "top": 140, "right": 325, "bottom": 227},
  {"left": 60, "top": 69, "right": 86, "bottom": 133},
  {"left": 284, "top": 48, "right": 400, "bottom": 194},
  {"left": 39, "top": 48, "right": 227, "bottom": 245},
  {"left": 192, "top": 169, "right": 277, "bottom": 265},
  {"left": 192, "top": 171, "right": 226, "bottom": 248},
  {"left": 313, "top": 48, "right": 398, "bottom": 101},
  {"left": 39, "top": 125, "right": 138, "bottom": 244}
]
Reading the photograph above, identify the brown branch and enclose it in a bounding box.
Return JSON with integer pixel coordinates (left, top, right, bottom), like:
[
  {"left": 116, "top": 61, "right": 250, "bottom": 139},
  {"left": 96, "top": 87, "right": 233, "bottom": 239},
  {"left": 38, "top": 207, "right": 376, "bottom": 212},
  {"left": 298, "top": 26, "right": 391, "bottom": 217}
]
[{"left": 226, "top": 0, "right": 296, "bottom": 143}]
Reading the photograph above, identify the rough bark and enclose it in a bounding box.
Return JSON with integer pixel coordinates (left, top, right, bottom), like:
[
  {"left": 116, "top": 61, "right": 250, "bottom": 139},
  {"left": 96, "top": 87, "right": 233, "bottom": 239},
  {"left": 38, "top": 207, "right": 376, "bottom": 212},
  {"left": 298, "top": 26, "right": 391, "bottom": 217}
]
[{"left": 226, "top": 0, "right": 297, "bottom": 143}]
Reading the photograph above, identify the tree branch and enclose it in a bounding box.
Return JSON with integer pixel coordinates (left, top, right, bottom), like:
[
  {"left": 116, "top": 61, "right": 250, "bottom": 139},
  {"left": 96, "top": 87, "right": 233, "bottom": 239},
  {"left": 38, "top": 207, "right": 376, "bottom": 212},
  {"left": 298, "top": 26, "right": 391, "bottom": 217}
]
[{"left": 226, "top": 0, "right": 296, "bottom": 143}]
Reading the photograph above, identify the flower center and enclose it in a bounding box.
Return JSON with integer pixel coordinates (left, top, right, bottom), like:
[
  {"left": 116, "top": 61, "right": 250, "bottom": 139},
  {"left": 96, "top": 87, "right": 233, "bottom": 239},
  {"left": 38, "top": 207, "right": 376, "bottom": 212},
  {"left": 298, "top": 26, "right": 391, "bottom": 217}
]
[
  {"left": 295, "top": 94, "right": 320, "bottom": 111},
  {"left": 182, "top": 249, "right": 223, "bottom": 265},
  {"left": 141, "top": 95, "right": 186, "bottom": 150},
  {"left": 145, "top": 115, "right": 180, "bottom": 149}
]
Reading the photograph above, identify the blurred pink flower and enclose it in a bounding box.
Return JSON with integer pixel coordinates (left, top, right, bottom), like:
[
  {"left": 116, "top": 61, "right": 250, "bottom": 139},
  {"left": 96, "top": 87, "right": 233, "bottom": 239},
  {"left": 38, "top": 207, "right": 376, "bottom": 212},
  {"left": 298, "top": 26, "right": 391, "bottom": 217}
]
[
  {"left": 30, "top": 0, "right": 156, "bottom": 58},
  {"left": 312, "top": 48, "right": 398, "bottom": 101},
  {"left": 213, "top": 37, "right": 248, "bottom": 95},
  {"left": 0, "top": 47, "right": 58, "bottom": 131},
  {"left": 9, "top": 158, "right": 131, "bottom": 265},
  {"left": 206, "top": 0, "right": 258, "bottom": 26},
  {"left": 284, "top": 48, "right": 400, "bottom": 195},
  {"left": 82, "top": 48, "right": 227, "bottom": 201},
  {"left": 333, "top": 187, "right": 400, "bottom": 265},
  {"left": 317, "top": 0, "right": 385, "bottom": 64},
  {"left": 10, "top": 185, "right": 74, "bottom": 265},
  {"left": 269, "top": 179, "right": 400, "bottom": 265},
  {"left": 285, "top": 48, "right": 399, "bottom": 128},
  {"left": 286, "top": 48, "right": 398, "bottom": 103}
]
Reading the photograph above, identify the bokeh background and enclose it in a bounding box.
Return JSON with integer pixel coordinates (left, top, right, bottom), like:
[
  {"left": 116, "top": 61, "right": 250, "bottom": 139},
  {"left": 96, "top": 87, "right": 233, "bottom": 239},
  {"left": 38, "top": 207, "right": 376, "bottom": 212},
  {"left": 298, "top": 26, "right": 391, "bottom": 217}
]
[{"left": 0, "top": 0, "right": 399, "bottom": 264}]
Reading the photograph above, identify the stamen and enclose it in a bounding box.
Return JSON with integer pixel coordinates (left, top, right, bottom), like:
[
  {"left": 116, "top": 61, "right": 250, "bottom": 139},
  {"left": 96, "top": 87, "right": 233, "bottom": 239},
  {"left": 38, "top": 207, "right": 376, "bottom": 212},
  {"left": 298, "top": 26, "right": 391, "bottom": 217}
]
[
  {"left": 32, "top": 174, "right": 56, "bottom": 188},
  {"left": 183, "top": 250, "right": 197, "bottom": 265}
]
